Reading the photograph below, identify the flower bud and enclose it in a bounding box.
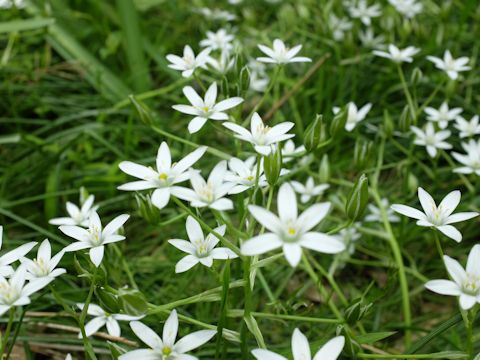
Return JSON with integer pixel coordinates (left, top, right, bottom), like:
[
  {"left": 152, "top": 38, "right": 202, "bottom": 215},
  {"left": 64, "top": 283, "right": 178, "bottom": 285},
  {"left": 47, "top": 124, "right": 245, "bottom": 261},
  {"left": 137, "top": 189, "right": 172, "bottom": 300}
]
[
  {"left": 383, "top": 109, "right": 394, "bottom": 138},
  {"left": 399, "top": 104, "right": 412, "bottom": 132},
  {"left": 239, "top": 65, "right": 251, "bottom": 95},
  {"left": 353, "top": 139, "right": 373, "bottom": 169},
  {"left": 263, "top": 148, "right": 283, "bottom": 186},
  {"left": 410, "top": 67, "right": 423, "bottom": 86},
  {"left": 319, "top": 154, "right": 330, "bottom": 183},
  {"left": 330, "top": 108, "right": 347, "bottom": 138},
  {"left": 95, "top": 287, "right": 120, "bottom": 314},
  {"left": 344, "top": 298, "right": 373, "bottom": 325},
  {"left": 407, "top": 172, "right": 418, "bottom": 196},
  {"left": 304, "top": 114, "right": 327, "bottom": 152},
  {"left": 129, "top": 95, "right": 153, "bottom": 126},
  {"left": 221, "top": 76, "right": 230, "bottom": 98},
  {"left": 345, "top": 174, "right": 369, "bottom": 222},
  {"left": 79, "top": 186, "right": 89, "bottom": 206},
  {"left": 118, "top": 288, "right": 148, "bottom": 316}
]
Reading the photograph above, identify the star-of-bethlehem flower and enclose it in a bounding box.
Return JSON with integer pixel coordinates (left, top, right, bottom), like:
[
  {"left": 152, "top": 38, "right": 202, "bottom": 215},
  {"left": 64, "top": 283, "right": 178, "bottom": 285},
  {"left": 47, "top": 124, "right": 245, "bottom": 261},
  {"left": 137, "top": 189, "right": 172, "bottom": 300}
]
[
  {"left": 281, "top": 139, "right": 305, "bottom": 162},
  {"left": 348, "top": 0, "right": 382, "bottom": 26},
  {"left": 373, "top": 44, "right": 420, "bottom": 63},
  {"left": 223, "top": 112, "right": 295, "bottom": 156},
  {"left": 427, "top": 50, "right": 471, "bottom": 80},
  {"left": 364, "top": 198, "right": 399, "bottom": 223},
  {"left": 21, "top": 239, "right": 66, "bottom": 281},
  {"left": 0, "top": 225, "right": 38, "bottom": 277},
  {"left": 206, "top": 51, "right": 235, "bottom": 74},
  {"left": 168, "top": 216, "right": 237, "bottom": 273},
  {"left": 172, "top": 82, "right": 243, "bottom": 134},
  {"left": 424, "top": 102, "right": 463, "bottom": 129},
  {"left": 118, "top": 142, "right": 207, "bottom": 210},
  {"left": 49, "top": 194, "right": 98, "bottom": 227},
  {"left": 425, "top": 245, "right": 480, "bottom": 310},
  {"left": 173, "top": 160, "right": 234, "bottom": 210},
  {"left": 359, "top": 28, "right": 386, "bottom": 49},
  {"left": 328, "top": 14, "right": 353, "bottom": 41},
  {"left": 224, "top": 157, "right": 268, "bottom": 194},
  {"left": 252, "top": 328, "right": 345, "bottom": 360},
  {"left": 77, "top": 303, "right": 142, "bottom": 338},
  {"left": 452, "top": 139, "right": 480, "bottom": 176},
  {"left": 119, "top": 309, "right": 216, "bottom": 360},
  {"left": 0, "top": 266, "right": 50, "bottom": 316},
  {"left": 60, "top": 211, "right": 130, "bottom": 267},
  {"left": 199, "top": 28, "right": 234, "bottom": 52},
  {"left": 388, "top": 0, "right": 423, "bottom": 18},
  {"left": 257, "top": 39, "right": 311, "bottom": 64},
  {"left": 333, "top": 102, "right": 372, "bottom": 132},
  {"left": 166, "top": 45, "right": 210, "bottom": 78},
  {"left": 290, "top": 177, "right": 329, "bottom": 203},
  {"left": 241, "top": 183, "right": 346, "bottom": 267},
  {"left": 455, "top": 115, "right": 480, "bottom": 138},
  {"left": 391, "top": 187, "right": 479, "bottom": 242},
  {"left": 410, "top": 122, "right": 452, "bottom": 158}
]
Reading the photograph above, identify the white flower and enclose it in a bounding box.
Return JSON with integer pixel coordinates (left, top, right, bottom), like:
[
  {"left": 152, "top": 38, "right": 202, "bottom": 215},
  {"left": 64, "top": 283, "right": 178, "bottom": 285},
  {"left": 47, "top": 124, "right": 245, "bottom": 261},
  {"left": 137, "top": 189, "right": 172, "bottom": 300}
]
[
  {"left": 427, "top": 50, "right": 470, "bottom": 80},
  {"left": 249, "top": 71, "right": 269, "bottom": 92},
  {"left": 333, "top": 102, "right": 372, "bottom": 132},
  {"left": 77, "top": 303, "right": 142, "bottom": 338},
  {"left": 166, "top": 45, "right": 210, "bottom": 78},
  {"left": 119, "top": 310, "right": 216, "bottom": 360},
  {"left": 224, "top": 157, "right": 268, "bottom": 194},
  {"left": 257, "top": 39, "right": 311, "bottom": 64},
  {"left": 410, "top": 122, "right": 452, "bottom": 158},
  {"left": 388, "top": 0, "right": 423, "bottom": 18},
  {"left": 290, "top": 177, "right": 329, "bottom": 203},
  {"left": 424, "top": 102, "right": 462, "bottom": 129},
  {"left": 391, "top": 187, "right": 479, "bottom": 242},
  {"left": 454, "top": 115, "right": 480, "bottom": 138},
  {"left": 206, "top": 51, "right": 235, "bottom": 74},
  {"left": 0, "top": 0, "right": 25, "bottom": 9},
  {"left": 0, "top": 226, "right": 38, "bottom": 278},
  {"left": 252, "top": 328, "right": 345, "bottom": 360},
  {"left": 425, "top": 245, "right": 480, "bottom": 310},
  {"left": 169, "top": 216, "right": 237, "bottom": 273},
  {"left": 21, "top": 239, "right": 66, "bottom": 281},
  {"left": 336, "top": 226, "right": 361, "bottom": 255},
  {"left": 329, "top": 14, "right": 352, "bottom": 41},
  {"left": 173, "top": 161, "right": 234, "bottom": 210},
  {"left": 197, "top": 8, "right": 236, "bottom": 22},
  {"left": 223, "top": 112, "right": 295, "bottom": 155},
  {"left": 118, "top": 142, "right": 207, "bottom": 209},
  {"left": 281, "top": 140, "right": 305, "bottom": 162},
  {"left": 0, "top": 266, "right": 50, "bottom": 316},
  {"left": 365, "top": 198, "right": 399, "bottom": 223},
  {"left": 348, "top": 0, "right": 382, "bottom": 26},
  {"left": 452, "top": 139, "right": 480, "bottom": 176},
  {"left": 200, "top": 29, "right": 234, "bottom": 52},
  {"left": 373, "top": 44, "right": 420, "bottom": 63},
  {"left": 359, "top": 28, "right": 385, "bottom": 49},
  {"left": 60, "top": 211, "right": 130, "bottom": 267},
  {"left": 241, "top": 183, "right": 346, "bottom": 267},
  {"left": 49, "top": 194, "right": 98, "bottom": 227},
  {"left": 172, "top": 82, "right": 243, "bottom": 133}
]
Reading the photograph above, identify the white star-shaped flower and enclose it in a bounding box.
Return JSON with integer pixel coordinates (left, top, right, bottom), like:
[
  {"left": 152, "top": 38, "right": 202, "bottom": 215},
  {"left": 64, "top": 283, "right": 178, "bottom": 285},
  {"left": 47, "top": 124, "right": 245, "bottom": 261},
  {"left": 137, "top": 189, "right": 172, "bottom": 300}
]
[
  {"left": 281, "top": 140, "right": 305, "bottom": 163},
  {"left": 119, "top": 310, "right": 216, "bottom": 360},
  {"left": 118, "top": 142, "right": 207, "bottom": 209},
  {"left": 21, "top": 239, "right": 66, "bottom": 281},
  {"left": 199, "top": 29, "right": 235, "bottom": 52},
  {"left": 454, "top": 115, "right": 480, "bottom": 138},
  {"left": 223, "top": 112, "right": 295, "bottom": 156},
  {"left": 424, "top": 102, "right": 463, "bottom": 129},
  {"left": 452, "top": 139, "right": 480, "bottom": 176},
  {"left": 241, "top": 183, "right": 345, "bottom": 267},
  {"left": 0, "top": 226, "right": 38, "bottom": 278},
  {"left": 373, "top": 44, "right": 420, "bottom": 63},
  {"left": 391, "top": 187, "right": 479, "bottom": 242},
  {"left": 206, "top": 51, "right": 235, "bottom": 74},
  {"left": 425, "top": 245, "right": 480, "bottom": 310},
  {"left": 172, "top": 82, "right": 243, "bottom": 134},
  {"left": 427, "top": 50, "right": 470, "bottom": 80},
  {"left": 334, "top": 102, "right": 372, "bottom": 131},
  {"left": 388, "top": 0, "right": 423, "bottom": 18},
  {"left": 169, "top": 216, "right": 237, "bottom": 273},
  {"left": 166, "top": 45, "right": 210, "bottom": 78},
  {"left": 329, "top": 14, "right": 352, "bottom": 41},
  {"left": 224, "top": 157, "right": 268, "bottom": 194},
  {"left": 348, "top": 0, "right": 382, "bottom": 26},
  {"left": 60, "top": 211, "right": 130, "bottom": 267},
  {"left": 364, "top": 198, "right": 399, "bottom": 223},
  {"left": 290, "top": 177, "right": 329, "bottom": 203},
  {"left": 252, "top": 328, "right": 345, "bottom": 360},
  {"left": 410, "top": 122, "right": 452, "bottom": 158},
  {"left": 257, "top": 39, "right": 311, "bottom": 64},
  {"left": 49, "top": 194, "right": 98, "bottom": 227}
]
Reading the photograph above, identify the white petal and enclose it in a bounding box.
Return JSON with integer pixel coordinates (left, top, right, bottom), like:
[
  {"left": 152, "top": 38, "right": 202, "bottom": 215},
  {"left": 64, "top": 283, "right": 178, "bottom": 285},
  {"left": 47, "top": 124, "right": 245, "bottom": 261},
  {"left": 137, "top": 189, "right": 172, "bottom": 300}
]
[
  {"left": 175, "top": 255, "right": 200, "bottom": 273},
  {"left": 313, "top": 336, "right": 345, "bottom": 360},
  {"left": 89, "top": 246, "right": 105, "bottom": 267},
  {"left": 443, "top": 255, "right": 466, "bottom": 285},
  {"left": 297, "top": 203, "right": 331, "bottom": 232},
  {"left": 188, "top": 117, "right": 208, "bottom": 134},
  {"left": 466, "top": 244, "right": 480, "bottom": 276},
  {"left": 425, "top": 280, "right": 461, "bottom": 296},
  {"left": 130, "top": 321, "right": 163, "bottom": 349},
  {"left": 152, "top": 188, "right": 171, "bottom": 209},
  {"left": 445, "top": 212, "right": 479, "bottom": 224},
  {"left": 103, "top": 214, "right": 129, "bottom": 237},
  {"left": 300, "top": 233, "right": 346, "bottom": 254},
  {"left": 118, "top": 161, "right": 158, "bottom": 179},
  {"left": 248, "top": 205, "right": 282, "bottom": 233},
  {"left": 418, "top": 187, "right": 436, "bottom": 217},
  {"left": 278, "top": 183, "right": 298, "bottom": 222},
  {"left": 252, "top": 349, "right": 287, "bottom": 360},
  {"left": 438, "top": 190, "right": 460, "bottom": 217},
  {"left": 156, "top": 142, "right": 172, "bottom": 172},
  {"left": 119, "top": 349, "right": 159, "bottom": 360},
  {"left": 390, "top": 204, "right": 426, "bottom": 220},
  {"left": 163, "top": 310, "right": 179, "bottom": 347},
  {"left": 437, "top": 225, "right": 462, "bottom": 242},
  {"left": 59, "top": 226, "right": 89, "bottom": 242},
  {"left": 106, "top": 317, "right": 121, "bottom": 337},
  {"left": 459, "top": 294, "right": 477, "bottom": 310},
  {"left": 174, "top": 330, "right": 216, "bottom": 353},
  {"left": 83, "top": 317, "right": 106, "bottom": 337},
  {"left": 282, "top": 243, "right": 302, "bottom": 267},
  {"left": 292, "top": 328, "right": 311, "bottom": 360},
  {"left": 241, "top": 234, "right": 283, "bottom": 256}
]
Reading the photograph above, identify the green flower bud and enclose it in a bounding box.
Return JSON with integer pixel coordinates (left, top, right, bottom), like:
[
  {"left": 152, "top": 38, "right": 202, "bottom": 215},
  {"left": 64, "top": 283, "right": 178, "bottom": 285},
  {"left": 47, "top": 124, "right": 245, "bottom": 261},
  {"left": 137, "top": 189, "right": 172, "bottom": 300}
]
[
  {"left": 221, "top": 76, "right": 230, "bottom": 98},
  {"left": 399, "top": 104, "right": 412, "bottom": 131},
  {"left": 129, "top": 95, "right": 153, "bottom": 126},
  {"left": 407, "top": 172, "right": 419, "bottom": 196},
  {"left": 304, "top": 114, "right": 326, "bottom": 152},
  {"left": 330, "top": 108, "right": 348, "bottom": 138},
  {"left": 239, "top": 66, "right": 251, "bottom": 95},
  {"left": 79, "top": 187, "right": 90, "bottom": 206},
  {"left": 319, "top": 154, "right": 330, "bottom": 183},
  {"left": 410, "top": 67, "right": 423, "bottom": 86},
  {"left": 345, "top": 174, "right": 369, "bottom": 222},
  {"left": 353, "top": 139, "right": 373, "bottom": 169},
  {"left": 383, "top": 109, "right": 394, "bottom": 138},
  {"left": 95, "top": 287, "right": 120, "bottom": 314},
  {"left": 344, "top": 298, "right": 373, "bottom": 325},
  {"left": 118, "top": 288, "right": 148, "bottom": 316},
  {"left": 263, "top": 149, "right": 283, "bottom": 186}
]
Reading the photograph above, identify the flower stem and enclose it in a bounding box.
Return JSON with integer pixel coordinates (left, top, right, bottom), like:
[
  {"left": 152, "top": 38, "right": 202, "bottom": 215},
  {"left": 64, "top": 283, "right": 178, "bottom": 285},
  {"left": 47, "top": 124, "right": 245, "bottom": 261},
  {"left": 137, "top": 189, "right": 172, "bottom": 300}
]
[
  {"left": 397, "top": 64, "right": 416, "bottom": 121},
  {"left": 433, "top": 230, "right": 444, "bottom": 259},
  {"left": 79, "top": 267, "right": 99, "bottom": 360},
  {"left": 5, "top": 307, "right": 26, "bottom": 359},
  {"left": 0, "top": 308, "right": 15, "bottom": 358}
]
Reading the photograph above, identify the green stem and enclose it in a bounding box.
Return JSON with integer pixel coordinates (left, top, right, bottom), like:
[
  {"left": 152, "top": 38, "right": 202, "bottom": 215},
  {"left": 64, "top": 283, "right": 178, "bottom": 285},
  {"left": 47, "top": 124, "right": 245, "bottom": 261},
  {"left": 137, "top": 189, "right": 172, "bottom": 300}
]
[
  {"left": 6, "top": 307, "right": 26, "bottom": 359},
  {"left": 0, "top": 308, "right": 15, "bottom": 358},
  {"left": 397, "top": 64, "right": 416, "bottom": 120},
  {"left": 433, "top": 230, "right": 444, "bottom": 260},
  {"left": 79, "top": 267, "right": 99, "bottom": 360}
]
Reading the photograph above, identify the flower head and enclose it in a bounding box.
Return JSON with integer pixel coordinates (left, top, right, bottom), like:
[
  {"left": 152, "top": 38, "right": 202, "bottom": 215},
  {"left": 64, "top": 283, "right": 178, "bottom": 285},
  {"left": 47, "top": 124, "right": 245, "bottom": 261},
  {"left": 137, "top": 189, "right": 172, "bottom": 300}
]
[
  {"left": 427, "top": 50, "right": 470, "bottom": 80},
  {"left": 391, "top": 187, "right": 479, "bottom": 242},
  {"left": 21, "top": 239, "right": 66, "bottom": 281},
  {"left": 257, "top": 39, "right": 311, "bottom": 64},
  {"left": 166, "top": 45, "right": 210, "bottom": 78},
  {"left": 365, "top": 198, "right": 399, "bottom": 223},
  {"left": 348, "top": 0, "right": 382, "bottom": 26},
  {"left": 389, "top": 0, "right": 423, "bottom": 18},
  {"left": 206, "top": 51, "right": 235, "bottom": 74},
  {"left": 252, "top": 328, "right": 345, "bottom": 360},
  {"left": 281, "top": 140, "right": 305, "bottom": 162},
  {"left": 169, "top": 216, "right": 237, "bottom": 273},
  {"left": 290, "top": 177, "right": 329, "bottom": 203},
  {"left": 49, "top": 194, "right": 98, "bottom": 227},
  {"left": 452, "top": 139, "right": 480, "bottom": 176},
  {"left": 241, "top": 183, "right": 345, "bottom": 267},
  {"left": 373, "top": 44, "right": 420, "bottom": 63},
  {"left": 60, "top": 212, "right": 130, "bottom": 267},
  {"left": 223, "top": 112, "right": 295, "bottom": 155},
  {"left": 173, "top": 82, "right": 243, "bottom": 133},
  {"left": 454, "top": 115, "right": 480, "bottom": 138},
  {"left": 424, "top": 102, "right": 462, "bottom": 129},
  {"left": 425, "top": 245, "right": 480, "bottom": 310},
  {"left": 329, "top": 14, "right": 352, "bottom": 41},
  {"left": 118, "top": 142, "right": 207, "bottom": 209},
  {"left": 200, "top": 29, "right": 234, "bottom": 52},
  {"left": 119, "top": 310, "right": 216, "bottom": 360},
  {"left": 359, "top": 28, "right": 385, "bottom": 49},
  {"left": 334, "top": 102, "right": 372, "bottom": 131},
  {"left": 225, "top": 157, "right": 268, "bottom": 194},
  {"left": 0, "top": 226, "right": 37, "bottom": 278},
  {"left": 410, "top": 122, "right": 451, "bottom": 158}
]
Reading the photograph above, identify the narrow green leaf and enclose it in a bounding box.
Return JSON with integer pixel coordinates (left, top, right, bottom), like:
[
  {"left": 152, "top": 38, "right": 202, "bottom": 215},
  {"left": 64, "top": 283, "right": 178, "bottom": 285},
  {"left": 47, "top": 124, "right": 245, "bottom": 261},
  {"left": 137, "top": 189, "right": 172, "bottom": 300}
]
[{"left": 0, "top": 18, "right": 55, "bottom": 33}]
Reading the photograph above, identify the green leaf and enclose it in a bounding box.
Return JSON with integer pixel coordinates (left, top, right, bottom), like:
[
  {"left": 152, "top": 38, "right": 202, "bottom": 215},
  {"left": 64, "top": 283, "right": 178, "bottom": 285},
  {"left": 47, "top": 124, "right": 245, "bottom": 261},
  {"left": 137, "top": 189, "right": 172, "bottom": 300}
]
[
  {"left": 0, "top": 18, "right": 55, "bottom": 33},
  {"left": 356, "top": 331, "right": 397, "bottom": 344}
]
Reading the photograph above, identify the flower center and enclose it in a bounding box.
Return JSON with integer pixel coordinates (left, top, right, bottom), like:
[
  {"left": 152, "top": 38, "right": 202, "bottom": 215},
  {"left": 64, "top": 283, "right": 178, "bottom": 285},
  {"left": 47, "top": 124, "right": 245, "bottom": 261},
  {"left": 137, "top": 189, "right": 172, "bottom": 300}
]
[
  {"left": 162, "top": 346, "right": 172, "bottom": 356},
  {"left": 198, "top": 183, "right": 215, "bottom": 203},
  {"left": 246, "top": 175, "right": 254, "bottom": 181},
  {"left": 0, "top": 282, "right": 19, "bottom": 304},
  {"left": 89, "top": 226, "right": 102, "bottom": 246},
  {"left": 33, "top": 258, "right": 49, "bottom": 276},
  {"left": 462, "top": 273, "right": 480, "bottom": 296}
]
